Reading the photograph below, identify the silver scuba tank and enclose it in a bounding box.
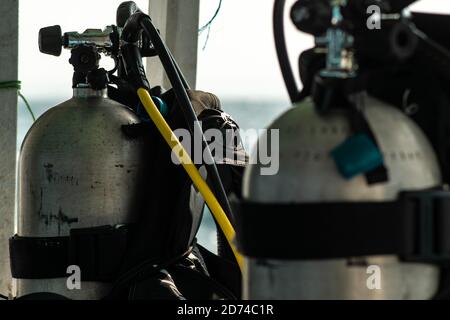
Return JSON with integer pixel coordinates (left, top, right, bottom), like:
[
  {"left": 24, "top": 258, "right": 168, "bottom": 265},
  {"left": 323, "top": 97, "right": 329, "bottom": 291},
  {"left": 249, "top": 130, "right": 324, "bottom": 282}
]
[
  {"left": 241, "top": 96, "right": 441, "bottom": 299},
  {"left": 237, "top": 0, "right": 444, "bottom": 300},
  {"left": 16, "top": 87, "right": 150, "bottom": 299}
]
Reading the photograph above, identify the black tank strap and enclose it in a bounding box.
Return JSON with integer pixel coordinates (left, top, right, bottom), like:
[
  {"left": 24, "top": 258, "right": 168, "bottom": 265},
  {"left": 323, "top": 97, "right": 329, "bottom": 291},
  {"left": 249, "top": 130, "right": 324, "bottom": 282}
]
[
  {"left": 10, "top": 225, "right": 128, "bottom": 281},
  {"left": 234, "top": 189, "right": 450, "bottom": 263},
  {"left": 312, "top": 76, "right": 389, "bottom": 184},
  {"left": 347, "top": 92, "right": 389, "bottom": 184}
]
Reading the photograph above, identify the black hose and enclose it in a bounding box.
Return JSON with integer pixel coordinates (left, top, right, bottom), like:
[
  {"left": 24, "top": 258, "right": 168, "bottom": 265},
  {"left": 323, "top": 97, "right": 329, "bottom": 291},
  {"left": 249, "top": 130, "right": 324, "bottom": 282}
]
[
  {"left": 106, "top": 247, "right": 193, "bottom": 299},
  {"left": 117, "top": 1, "right": 140, "bottom": 28},
  {"left": 120, "top": 9, "right": 238, "bottom": 264},
  {"left": 410, "top": 25, "right": 450, "bottom": 62},
  {"left": 118, "top": 2, "right": 190, "bottom": 90},
  {"left": 139, "top": 16, "right": 235, "bottom": 223},
  {"left": 274, "top": 0, "right": 300, "bottom": 103},
  {"left": 169, "top": 50, "right": 190, "bottom": 90},
  {"left": 170, "top": 264, "right": 237, "bottom": 300},
  {"left": 139, "top": 17, "right": 238, "bottom": 265}
]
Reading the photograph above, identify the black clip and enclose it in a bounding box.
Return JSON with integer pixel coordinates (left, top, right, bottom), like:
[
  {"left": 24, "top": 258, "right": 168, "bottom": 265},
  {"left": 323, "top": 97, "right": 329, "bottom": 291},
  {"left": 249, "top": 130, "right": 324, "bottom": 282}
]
[
  {"left": 69, "top": 225, "right": 128, "bottom": 281},
  {"left": 400, "top": 189, "right": 450, "bottom": 264}
]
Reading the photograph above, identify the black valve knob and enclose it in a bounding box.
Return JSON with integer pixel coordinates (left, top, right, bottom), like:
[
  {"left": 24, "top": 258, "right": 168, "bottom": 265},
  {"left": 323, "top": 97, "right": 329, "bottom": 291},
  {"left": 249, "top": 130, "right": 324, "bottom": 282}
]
[
  {"left": 69, "top": 45, "right": 100, "bottom": 73},
  {"left": 39, "top": 25, "right": 63, "bottom": 56},
  {"left": 290, "top": 0, "right": 331, "bottom": 36}
]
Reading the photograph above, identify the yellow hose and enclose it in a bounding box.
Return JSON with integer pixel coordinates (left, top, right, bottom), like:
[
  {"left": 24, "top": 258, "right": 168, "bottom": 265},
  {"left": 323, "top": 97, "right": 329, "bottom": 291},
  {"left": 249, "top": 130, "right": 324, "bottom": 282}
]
[{"left": 137, "top": 88, "right": 244, "bottom": 271}]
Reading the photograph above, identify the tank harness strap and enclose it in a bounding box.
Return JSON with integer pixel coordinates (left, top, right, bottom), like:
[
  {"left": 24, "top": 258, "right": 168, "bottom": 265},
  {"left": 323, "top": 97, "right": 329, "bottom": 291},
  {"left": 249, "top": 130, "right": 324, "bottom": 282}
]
[
  {"left": 312, "top": 76, "right": 389, "bottom": 185},
  {"left": 346, "top": 92, "right": 389, "bottom": 184},
  {"left": 234, "top": 188, "right": 450, "bottom": 263},
  {"left": 9, "top": 225, "right": 128, "bottom": 281}
]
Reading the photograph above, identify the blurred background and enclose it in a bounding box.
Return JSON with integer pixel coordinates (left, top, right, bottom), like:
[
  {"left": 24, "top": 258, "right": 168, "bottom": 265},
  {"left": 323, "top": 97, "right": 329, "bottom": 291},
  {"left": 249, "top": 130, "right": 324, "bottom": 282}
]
[{"left": 16, "top": 0, "right": 450, "bottom": 252}]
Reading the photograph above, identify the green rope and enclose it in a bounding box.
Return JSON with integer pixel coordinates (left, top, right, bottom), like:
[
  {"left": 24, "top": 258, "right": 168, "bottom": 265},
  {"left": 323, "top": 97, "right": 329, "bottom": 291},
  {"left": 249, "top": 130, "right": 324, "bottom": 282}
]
[
  {"left": 198, "top": 0, "right": 222, "bottom": 50},
  {"left": 0, "top": 80, "right": 36, "bottom": 122}
]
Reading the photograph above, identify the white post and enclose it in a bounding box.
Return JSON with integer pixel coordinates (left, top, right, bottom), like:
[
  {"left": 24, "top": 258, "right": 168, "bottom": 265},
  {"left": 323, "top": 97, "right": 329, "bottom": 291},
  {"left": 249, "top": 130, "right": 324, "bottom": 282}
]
[
  {"left": 147, "top": 0, "right": 200, "bottom": 89},
  {"left": 0, "top": 0, "right": 18, "bottom": 298}
]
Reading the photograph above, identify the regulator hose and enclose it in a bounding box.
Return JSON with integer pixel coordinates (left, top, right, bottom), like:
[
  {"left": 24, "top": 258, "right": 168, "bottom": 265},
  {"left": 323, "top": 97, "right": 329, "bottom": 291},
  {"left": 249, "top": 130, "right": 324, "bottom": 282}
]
[
  {"left": 138, "top": 16, "right": 237, "bottom": 228},
  {"left": 140, "top": 16, "right": 238, "bottom": 265},
  {"left": 120, "top": 10, "right": 242, "bottom": 270},
  {"left": 169, "top": 50, "right": 190, "bottom": 89},
  {"left": 137, "top": 88, "right": 243, "bottom": 271},
  {"left": 117, "top": 2, "right": 190, "bottom": 89},
  {"left": 274, "top": 0, "right": 301, "bottom": 103}
]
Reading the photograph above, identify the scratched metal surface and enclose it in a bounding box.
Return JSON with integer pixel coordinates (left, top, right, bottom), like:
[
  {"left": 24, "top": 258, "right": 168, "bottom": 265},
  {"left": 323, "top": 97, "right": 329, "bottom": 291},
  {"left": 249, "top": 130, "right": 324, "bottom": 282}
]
[
  {"left": 0, "top": 0, "right": 18, "bottom": 299},
  {"left": 17, "top": 91, "right": 151, "bottom": 299}
]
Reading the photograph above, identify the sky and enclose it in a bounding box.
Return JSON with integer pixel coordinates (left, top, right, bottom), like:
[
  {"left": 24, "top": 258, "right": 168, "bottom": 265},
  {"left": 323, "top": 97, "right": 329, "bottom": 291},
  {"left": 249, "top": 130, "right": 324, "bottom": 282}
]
[{"left": 17, "top": 0, "right": 450, "bottom": 101}]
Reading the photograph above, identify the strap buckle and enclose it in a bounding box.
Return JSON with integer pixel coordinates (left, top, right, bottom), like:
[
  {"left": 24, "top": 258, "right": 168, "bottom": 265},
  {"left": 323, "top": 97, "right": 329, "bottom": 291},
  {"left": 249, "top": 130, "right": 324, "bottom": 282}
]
[
  {"left": 69, "top": 225, "right": 128, "bottom": 281},
  {"left": 400, "top": 189, "right": 450, "bottom": 264}
]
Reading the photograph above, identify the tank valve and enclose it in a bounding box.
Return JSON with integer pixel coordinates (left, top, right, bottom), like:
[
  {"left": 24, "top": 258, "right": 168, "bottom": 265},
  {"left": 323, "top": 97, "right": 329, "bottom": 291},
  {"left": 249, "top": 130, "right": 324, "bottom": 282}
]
[{"left": 38, "top": 25, "right": 63, "bottom": 56}]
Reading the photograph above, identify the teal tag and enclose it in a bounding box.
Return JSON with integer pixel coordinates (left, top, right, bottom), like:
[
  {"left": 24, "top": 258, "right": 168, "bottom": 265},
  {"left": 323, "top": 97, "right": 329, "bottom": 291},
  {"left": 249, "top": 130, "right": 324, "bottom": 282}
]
[{"left": 331, "top": 134, "right": 384, "bottom": 179}]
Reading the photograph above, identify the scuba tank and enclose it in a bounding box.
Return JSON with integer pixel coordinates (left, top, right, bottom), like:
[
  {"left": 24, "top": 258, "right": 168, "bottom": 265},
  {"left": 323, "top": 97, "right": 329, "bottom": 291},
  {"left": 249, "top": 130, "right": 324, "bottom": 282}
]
[
  {"left": 10, "top": 2, "right": 244, "bottom": 300},
  {"left": 14, "top": 26, "right": 152, "bottom": 299},
  {"left": 235, "top": 0, "right": 450, "bottom": 299}
]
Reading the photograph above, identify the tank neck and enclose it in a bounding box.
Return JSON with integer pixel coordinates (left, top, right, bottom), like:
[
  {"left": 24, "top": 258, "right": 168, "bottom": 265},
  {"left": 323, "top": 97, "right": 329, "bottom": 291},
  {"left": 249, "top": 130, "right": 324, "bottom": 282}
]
[{"left": 73, "top": 87, "right": 108, "bottom": 98}]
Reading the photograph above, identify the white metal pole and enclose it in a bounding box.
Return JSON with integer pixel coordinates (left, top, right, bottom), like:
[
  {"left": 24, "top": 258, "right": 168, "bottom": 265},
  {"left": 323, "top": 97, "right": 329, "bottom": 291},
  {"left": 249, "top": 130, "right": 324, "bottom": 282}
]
[
  {"left": 0, "top": 0, "right": 19, "bottom": 298},
  {"left": 147, "top": 0, "right": 200, "bottom": 89}
]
